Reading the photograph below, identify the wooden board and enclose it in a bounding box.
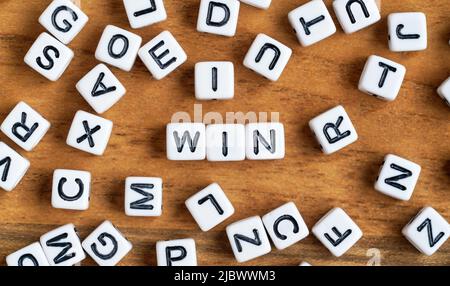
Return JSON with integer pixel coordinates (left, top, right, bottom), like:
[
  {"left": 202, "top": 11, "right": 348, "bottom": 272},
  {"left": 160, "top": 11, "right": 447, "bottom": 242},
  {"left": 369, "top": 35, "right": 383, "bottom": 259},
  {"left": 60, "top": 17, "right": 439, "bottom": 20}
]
[{"left": 0, "top": 0, "right": 449, "bottom": 266}]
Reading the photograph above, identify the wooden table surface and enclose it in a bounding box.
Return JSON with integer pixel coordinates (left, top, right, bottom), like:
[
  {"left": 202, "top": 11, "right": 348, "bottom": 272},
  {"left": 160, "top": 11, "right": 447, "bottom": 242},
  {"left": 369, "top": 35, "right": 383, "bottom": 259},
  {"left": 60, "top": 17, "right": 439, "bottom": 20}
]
[{"left": 0, "top": 0, "right": 449, "bottom": 266}]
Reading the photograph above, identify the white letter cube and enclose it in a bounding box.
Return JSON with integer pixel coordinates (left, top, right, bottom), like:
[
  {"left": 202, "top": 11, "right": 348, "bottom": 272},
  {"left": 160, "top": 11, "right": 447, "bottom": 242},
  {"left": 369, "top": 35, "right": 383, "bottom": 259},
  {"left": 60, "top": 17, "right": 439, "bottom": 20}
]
[
  {"left": 333, "top": 0, "right": 380, "bottom": 34},
  {"left": 39, "top": 0, "right": 89, "bottom": 44},
  {"left": 388, "top": 12, "right": 427, "bottom": 52},
  {"left": 76, "top": 64, "right": 126, "bottom": 114},
  {"left": 288, "top": 0, "right": 336, "bottom": 47},
  {"left": 40, "top": 224, "right": 85, "bottom": 266},
  {"left": 244, "top": 34, "right": 292, "bottom": 81},
  {"left": 245, "top": 122, "right": 285, "bottom": 160},
  {"left": 437, "top": 77, "right": 450, "bottom": 107},
  {"left": 52, "top": 169, "right": 91, "bottom": 210},
  {"left": 312, "top": 208, "right": 363, "bottom": 257},
  {"left": 95, "top": 25, "right": 142, "bottom": 72},
  {"left": 262, "top": 202, "right": 309, "bottom": 250},
  {"left": 138, "top": 31, "right": 187, "bottom": 80},
  {"left": 166, "top": 123, "right": 206, "bottom": 161},
  {"left": 66, "top": 110, "right": 113, "bottom": 156},
  {"left": 82, "top": 220, "right": 133, "bottom": 266},
  {"left": 6, "top": 242, "right": 49, "bottom": 266},
  {"left": 156, "top": 238, "right": 197, "bottom": 266},
  {"left": 240, "top": 0, "right": 271, "bottom": 10},
  {"left": 374, "top": 154, "right": 421, "bottom": 201},
  {"left": 195, "top": 62, "right": 234, "bottom": 100},
  {"left": 1, "top": 102, "right": 51, "bottom": 151},
  {"left": 358, "top": 55, "right": 406, "bottom": 101},
  {"left": 197, "top": 0, "right": 240, "bottom": 37},
  {"left": 125, "top": 177, "right": 162, "bottom": 217},
  {"left": 206, "top": 124, "right": 245, "bottom": 161},
  {"left": 226, "top": 216, "right": 271, "bottom": 263},
  {"left": 24, "top": 32, "right": 74, "bottom": 81},
  {"left": 309, "top": 105, "right": 358, "bottom": 155},
  {"left": 185, "top": 183, "right": 235, "bottom": 231},
  {"left": 123, "top": 0, "right": 167, "bottom": 29},
  {"left": 402, "top": 207, "right": 449, "bottom": 256},
  {"left": 0, "top": 142, "right": 30, "bottom": 192}
]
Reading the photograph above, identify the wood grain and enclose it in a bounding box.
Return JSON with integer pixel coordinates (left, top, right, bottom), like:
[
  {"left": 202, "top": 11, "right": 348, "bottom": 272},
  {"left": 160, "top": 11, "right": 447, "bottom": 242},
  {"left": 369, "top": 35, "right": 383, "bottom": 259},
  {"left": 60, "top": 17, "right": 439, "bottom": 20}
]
[{"left": 0, "top": 0, "right": 449, "bottom": 266}]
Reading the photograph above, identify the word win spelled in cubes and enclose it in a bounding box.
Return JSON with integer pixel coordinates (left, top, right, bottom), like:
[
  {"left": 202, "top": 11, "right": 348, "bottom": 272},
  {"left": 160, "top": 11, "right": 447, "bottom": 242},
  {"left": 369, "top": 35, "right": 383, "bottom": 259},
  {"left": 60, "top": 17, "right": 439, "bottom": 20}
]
[
  {"left": 123, "top": 0, "right": 167, "bottom": 29},
  {"left": 244, "top": 34, "right": 292, "bottom": 82},
  {"left": 76, "top": 64, "right": 126, "bottom": 114},
  {"left": 195, "top": 62, "right": 234, "bottom": 100},
  {"left": 1, "top": 102, "right": 51, "bottom": 152},
  {"left": 52, "top": 169, "right": 91, "bottom": 210},
  {"left": 388, "top": 12, "right": 427, "bottom": 52},
  {"left": 95, "top": 25, "right": 142, "bottom": 72},
  {"left": 197, "top": 0, "right": 240, "bottom": 37},
  {"left": 24, "top": 32, "right": 74, "bottom": 81},
  {"left": 375, "top": 154, "right": 421, "bottom": 201},
  {"left": 66, "top": 111, "right": 113, "bottom": 156},
  {"left": 166, "top": 123, "right": 285, "bottom": 161},
  {"left": 309, "top": 105, "right": 358, "bottom": 154},
  {"left": 6, "top": 242, "right": 49, "bottom": 266},
  {"left": 40, "top": 224, "right": 85, "bottom": 266},
  {"left": 82, "top": 221, "right": 132, "bottom": 266},
  {"left": 333, "top": 0, "right": 380, "bottom": 34},
  {"left": 39, "top": 0, "right": 89, "bottom": 45},
  {"left": 312, "top": 208, "right": 362, "bottom": 257},
  {"left": 185, "top": 183, "right": 235, "bottom": 231},
  {"left": 0, "top": 142, "right": 30, "bottom": 192},
  {"left": 288, "top": 0, "right": 336, "bottom": 47},
  {"left": 359, "top": 55, "right": 406, "bottom": 101},
  {"left": 437, "top": 77, "right": 450, "bottom": 106},
  {"left": 226, "top": 216, "right": 271, "bottom": 263},
  {"left": 403, "top": 207, "right": 449, "bottom": 256},
  {"left": 125, "top": 177, "right": 163, "bottom": 217},
  {"left": 156, "top": 238, "right": 197, "bottom": 266},
  {"left": 139, "top": 31, "right": 187, "bottom": 80}
]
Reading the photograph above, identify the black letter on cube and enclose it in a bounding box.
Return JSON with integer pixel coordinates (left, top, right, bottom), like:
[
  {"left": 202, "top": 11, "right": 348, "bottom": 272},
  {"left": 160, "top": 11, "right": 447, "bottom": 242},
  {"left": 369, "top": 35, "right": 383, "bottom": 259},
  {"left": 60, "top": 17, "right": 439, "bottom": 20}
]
[
  {"left": 417, "top": 218, "right": 445, "bottom": 248},
  {"left": 173, "top": 131, "right": 200, "bottom": 153},
  {"left": 58, "top": 177, "right": 84, "bottom": 201},
  {"left": 346, "top": 0, "right": 370, "bottom": 24},
  {"left": 76, "top": 121, "right": 101, "bottom": 148},
  {"left": 91, "top": 232, "right": 118, "bottom": 260},
  {"left": 300, "top": 15, "right": 326, "bottom": 35},
  {"left": 12, "top": 112, "right": 39, "bottom": 143},
  {"left": 52, "top": 6, "right": 78, "bottom": 32},
  {"left": 18, "top": 254, "right": 39, "bottom": 266},
  {"left": 234, "top": 229, "right": 262, "bottom": 252},
  {"left": 134, "top": 0, "right": 157, "bottom": 17},
  {"left": 206, "top": 2, "right": 230, "bottom": 27},
  {"left": 273, "top": 215, "right": 299, "bottom": 240},
  {"left": 396, "top": 24, "right": 420, "bottom": 40},
  {"left": 165, "top": 246, "right": 187, "bottom": 266},
  {"left": 0, "top": 156, "right": 11, "bottom": 182},
  {"left": 108, "top": 35, "right": 129, "bottom": 59},
  {"left": 198, "top": 194, "right": 224, "bottom": 215},
  {"left": 377, "top": 62, "right": 397, "bottom": 88},
  {"left": 46, "top": 233, "right": 76, "bottom": 264},
  {"left": 323, "top": 116, "right": 351, "bottom": 144},
  {"left": 92, "top": 72, "right": 117, "bottom": 97},
  {"left": 148, "top": 41, "right": 177, "bottom": 70},
  {"left": 130, "top": 183, "right": 155, "bottom": 210},
  {"left": 37, "top": 46, "right": 60, "bottom": 70},
  {"left": 384, "top": 164, "right": 412, "bottom": 191},
  {"left": 255, "top": 44, "right": 281, "bottom": 71},
  {"left": 253, "top": 130, "right": 276, "bottom": 155},
  {"left": 324, "top": 227, "right": 352, "bottom": 247}
]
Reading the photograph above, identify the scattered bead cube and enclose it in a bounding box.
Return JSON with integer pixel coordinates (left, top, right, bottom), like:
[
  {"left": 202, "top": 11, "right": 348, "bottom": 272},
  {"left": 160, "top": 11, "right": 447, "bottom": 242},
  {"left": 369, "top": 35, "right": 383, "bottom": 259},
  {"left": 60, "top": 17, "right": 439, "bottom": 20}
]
[
  {"left": 374, "top": 154, "right": 421, "bottom": 201},
  {"left": 312, "top": 208, "right": 363, "bottom": 257},
  {"left": 95, "top": 25, "right": 142, "bottom": 72},
  {"left": 76, "top": 64, "right": 126, "bottom": 114},
  {"left": 0, "top": 142, "right": 30, "bottom": 192},
  {"left": 309, "top": 105, "right": 358, "bottom": 155},
  {"left": 245, "top": 122, "right": 285, "bottom": 160},
  {"left": 243, "top": 33, "right": 292, "bottom": 81},
  {"left": 51, "top": 169, "right": 91, "bottom": 210},
  {"left": 139, "top": 31, "right": 187, "bottom": 80},
  {"left": 197, "top": 0, "right": 240, "bottom": 37},
  {"left": 185, "top": 183, "right": 235, "bottom": 231},
  {"left": 402, "top": 207, "right": 449, "bottom": 256},
  {"left": 226, "top": 216, "right": 271, "bottom": 263},
  {"left": 156, "top": 238, "right": 197, "bottom": 266},
  {"left": 40, "top": 224, "right": 86, "bottom": 266},
  {"left": 206, "top": 124, "right": 245, "bottom": 161},
  {"left": 240, "top": 0, "right": 271, "bottom": 10},
  {"left": 288, "top": 0, "right": 336, "bottom": 47},
  {"left": 6, "top": 242, "right": 49, "bottom": 266},
  {"left": 123, "top": 0, "right": 167, "bottom": 29},
  {"left": 24, "top": 32, "right": 74, "bottom": 81},
  {"left": 437, "top": 77, "right": 450, "bottom": 107},
  {"left": 358, "top": 55, "right": 406, "bottom": 101},
  {"left": 262, "top": 202, "right": 309, "bottom": 250},
  {"left": 333, "top": 0, "right": 381, "bottom": 34},
  {"left": 166, "top": 123, "right": 206, "bottom": 161},
  {"left": 195, "top": 61, "right": 234, "bottom": 100},
  {"left": 388, "top": 12, "right": 427, "bottom": 52},
  {"left": 1, "top": 102, "right": 51, "bottom": 152},
  {"left": 38, "top": 0, "right": 89, "bottom": 44},
  {"left": 82, "top": 220, "right": 133, "bottom": 266},
  {"left": 66, "top": 110, "right": 113, "bottom": 156},
  {"left": 125, "top": 177, "right": 163, "bottom": 217}
]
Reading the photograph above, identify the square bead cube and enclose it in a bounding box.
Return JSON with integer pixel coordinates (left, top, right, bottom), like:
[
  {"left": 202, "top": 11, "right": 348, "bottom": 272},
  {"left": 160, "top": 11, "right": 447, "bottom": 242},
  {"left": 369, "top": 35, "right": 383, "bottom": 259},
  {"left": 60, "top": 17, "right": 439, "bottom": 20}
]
[
  {"left": 197, "top": 0, "right": 240, "bottom": 37},
  {"left": 388, "top": 12, "right": 427, "bottom": 52},
  {"left": 195, "top": 62, "right": 234, "bottom": 100},
  {"left": 156, "top": 238, "right": 197, "bottom": 266},
  {"left": 245, "top": 122, "right": 285, "bottom": 160},
  {"left": 125, "top": 177, "right": 163, "bottom": 217},
  {"left": 333, "top": 0, "right": 380, "bottom": 34},
  {"left": 166, "top": 123, "right": 206, "bottom": 161},
  {"left": 0, "top": 142, "right": 30, "bottom": 192},
  {"left": 206, "top": 124, "right": 245, "bottom": 161},
  {"left": 51, "top": 169, "right": 91, "bottom": 210},
  {"left": 123, "top": 0, "right": 167, "bottom": 29}
]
